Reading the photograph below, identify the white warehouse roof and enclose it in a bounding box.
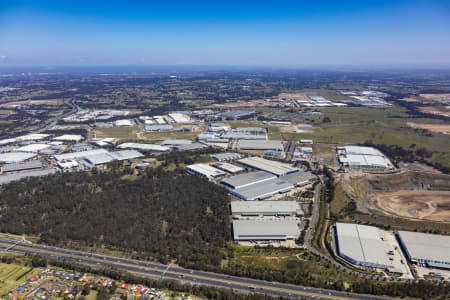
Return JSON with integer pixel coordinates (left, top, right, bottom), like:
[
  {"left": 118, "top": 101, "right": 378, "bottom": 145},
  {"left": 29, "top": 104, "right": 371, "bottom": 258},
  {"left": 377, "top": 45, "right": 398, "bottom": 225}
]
[
  {"left": 213, "top": 162, "right": 244, "bottom": 174},
  {"left": 54, "top": 149, "right": 109, "bottom": 161},
  {"left": 186, "top": 163, "right": 226, "bottom": 179},
  {"left": 231, "top": 178, "right": 294, "bottom": 201},
  {"left": 221, "top": 171, "right": 276, "bottom": 189},
  {"left": 237, "top": 140, "right": 283, "bottom": 151},
  {"left": 231, "top": 201, "right": 301, "bottom": 216},
  {"left": 233, "top": 219, "right": 301, "bottom": 241},
  {"left": 397, "top": 231, "right": 450, "bottom": 266},
  {"left": 0, "top": 152, "right": 37, "bottom": 163},
  {"left": 334, "top": 223, "right": 393, "bottom": 269},
  {"left": 16, "top": 133, "right": 50, "bottom": 141},
  {"left": 342, "top": 146, "right": 382, "bottom": 156},
  {"left": 238, "top": 156, "right": 300, "bottom": 176},
  {"left": 54, "top": 134, "right": 84, "bottom": 142},
  {"left": 15, "top": 143, "right": 51, "bottom": 153},
  {"left": 117, "top": 142, "right": 170, "bottom": 152}
]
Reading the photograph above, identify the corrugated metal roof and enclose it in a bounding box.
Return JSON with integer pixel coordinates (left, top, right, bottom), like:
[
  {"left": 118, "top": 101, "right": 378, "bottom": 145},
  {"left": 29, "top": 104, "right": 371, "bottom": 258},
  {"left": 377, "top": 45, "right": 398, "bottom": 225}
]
[
  {"left": 231, "top": 178, "right": 294, "bottom": 201},
  {"left": 54, "top": 149, "right": 109, "bottom": 161},
  {"left": 238, "top": 156, "right": 299, "bottom": 176},
  {"left": 186, "top": 164, "right": 226, "bottom": 178},
  {"left": 117, "top": 143, "right": 170, "bottom": 152},
  {"left": 220, "top": 171, "right": 276, "bottom": 189},
  {"left": 233, "top": 219, "right": 301, "bottom": 240},
  {"left": 237, "top": 140, "right": 283, "bottom": 150},
  {"left": 110, "top": 150, "right": 144, "bottom": 160},
  {"left": 231, "top": 201, "right": 301, "bottom": 214},
  {"left": 211, "top": 153, "right": 244, "bottom": 161},
  {"left": 335, "top": 223, "right": 393, "bottom": 268},
  {"left": 213, "top": 162, "right": 244, "bottom": 174},
  {"left": 1, "top": 160, "right": 43, "bottom": 172},
  {"left": 0, "top": 168, "right": 57, "bottom": 184},
  {"left": 84, "top": 153, "right": 116, "bottom": 165},
  {"left": 397, "top": 231, "right": 450, "bottom": 264},
  {"left": 0, "top": 152, "right": 37, "bottom": 163}
]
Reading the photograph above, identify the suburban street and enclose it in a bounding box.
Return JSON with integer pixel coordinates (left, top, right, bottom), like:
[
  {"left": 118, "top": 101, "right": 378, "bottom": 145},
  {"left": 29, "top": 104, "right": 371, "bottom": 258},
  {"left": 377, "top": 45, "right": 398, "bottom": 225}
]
[{"left": 0, "top": 238, "right": 394, "bottom": 300}]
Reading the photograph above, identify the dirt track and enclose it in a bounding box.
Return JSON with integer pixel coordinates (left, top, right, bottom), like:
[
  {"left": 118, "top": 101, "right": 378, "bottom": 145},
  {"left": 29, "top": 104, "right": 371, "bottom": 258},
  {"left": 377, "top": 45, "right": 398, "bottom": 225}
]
[{"left": 372, "top": 190, "right": 450, "bottom": 222}]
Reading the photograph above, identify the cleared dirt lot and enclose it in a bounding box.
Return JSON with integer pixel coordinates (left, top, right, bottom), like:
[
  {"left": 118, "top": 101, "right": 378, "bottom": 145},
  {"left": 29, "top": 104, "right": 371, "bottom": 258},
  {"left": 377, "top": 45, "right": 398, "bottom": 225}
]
[
  {"left": 419, "top": 106, "right": 450, "bottom": 117},
  {"left": 419, "top": 93, "right": 450, "bottom": 104},
  {"left": 372, "top": 190, "right": 450, "bottom": 222},
  {"left": 0, "top": 99, "right": 64, "bottom": 107},
  {"left": 406, "top": 122, "right": 450, "bottom": 134}
]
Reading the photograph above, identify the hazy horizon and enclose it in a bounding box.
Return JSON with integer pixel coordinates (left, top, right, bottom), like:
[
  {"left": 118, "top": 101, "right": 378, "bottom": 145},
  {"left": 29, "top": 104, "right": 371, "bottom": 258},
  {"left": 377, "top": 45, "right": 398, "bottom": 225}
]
[{"left": 1, "top": 0, "right": 450, "bottom": 67}]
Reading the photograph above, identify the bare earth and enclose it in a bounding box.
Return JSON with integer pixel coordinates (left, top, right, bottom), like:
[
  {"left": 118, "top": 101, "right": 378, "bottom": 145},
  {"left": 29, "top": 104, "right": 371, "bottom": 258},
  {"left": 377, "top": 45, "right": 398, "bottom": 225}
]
[
  {"left": 0, "top": 99, "right": 64, "bottom": 107},
  {"left": 277, "top": 92, "right": 308, "bottom": 100},
  {"left": 406, "top": 122, "right": 450, "bottom": 134},
  {"left": 372, "top": 190, "right": 450, "bottom": 222},
  {"left": 419, "top": 106, "right": 450, "bottom": 117},
  {"left": 419, "top": 93, "right": 450, "bottom": 104}
]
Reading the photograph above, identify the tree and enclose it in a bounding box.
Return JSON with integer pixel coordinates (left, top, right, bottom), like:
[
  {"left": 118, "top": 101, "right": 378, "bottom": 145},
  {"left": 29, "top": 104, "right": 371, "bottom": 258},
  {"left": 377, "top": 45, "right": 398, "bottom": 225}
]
[{"left": 81, "top": 284, "right": 91, "bottom": 296}]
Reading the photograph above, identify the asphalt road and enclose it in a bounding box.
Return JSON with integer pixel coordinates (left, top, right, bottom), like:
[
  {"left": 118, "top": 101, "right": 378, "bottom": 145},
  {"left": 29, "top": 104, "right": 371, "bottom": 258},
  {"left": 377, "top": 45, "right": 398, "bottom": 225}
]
[{"left": 0, "top": 238, "right": 393, "bottom": 300}]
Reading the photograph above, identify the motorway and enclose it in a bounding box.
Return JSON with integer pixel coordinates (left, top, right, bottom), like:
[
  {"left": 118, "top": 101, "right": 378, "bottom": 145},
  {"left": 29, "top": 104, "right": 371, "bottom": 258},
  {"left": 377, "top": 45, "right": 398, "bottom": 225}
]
[{"left": 0, "top": 238, "right": 393, "bottom": 300}]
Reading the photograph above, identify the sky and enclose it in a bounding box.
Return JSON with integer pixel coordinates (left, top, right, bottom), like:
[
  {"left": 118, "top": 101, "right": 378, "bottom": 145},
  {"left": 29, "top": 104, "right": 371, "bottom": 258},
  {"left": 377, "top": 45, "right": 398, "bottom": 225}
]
[{"left": 0, "top": 0, "right": 450, "bottom": 67}]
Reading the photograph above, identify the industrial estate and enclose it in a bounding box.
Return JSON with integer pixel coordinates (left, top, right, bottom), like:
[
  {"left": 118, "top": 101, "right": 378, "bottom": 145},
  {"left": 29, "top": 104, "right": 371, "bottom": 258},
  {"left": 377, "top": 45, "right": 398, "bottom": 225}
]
[{"left": 0, "top": 67, "right": 449, "bottom": 300}]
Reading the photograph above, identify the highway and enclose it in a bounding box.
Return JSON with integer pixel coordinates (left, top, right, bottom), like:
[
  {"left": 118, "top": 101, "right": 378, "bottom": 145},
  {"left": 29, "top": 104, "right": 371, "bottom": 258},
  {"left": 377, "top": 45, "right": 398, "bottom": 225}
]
[{"left": 0, "top": 238, "right": 393, "bottom": 300}]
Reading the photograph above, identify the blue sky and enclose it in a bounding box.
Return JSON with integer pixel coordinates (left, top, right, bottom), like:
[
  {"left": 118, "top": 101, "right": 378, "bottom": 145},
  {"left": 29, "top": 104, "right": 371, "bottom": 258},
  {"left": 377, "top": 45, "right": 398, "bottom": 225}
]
[{"left": 1, "top": 0, "right": 449, "bottom": 66}]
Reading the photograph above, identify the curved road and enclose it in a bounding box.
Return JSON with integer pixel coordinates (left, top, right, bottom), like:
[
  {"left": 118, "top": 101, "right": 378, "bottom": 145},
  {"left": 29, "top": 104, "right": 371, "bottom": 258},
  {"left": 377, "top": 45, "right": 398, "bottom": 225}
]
[{"left": 0, "top": 238, "right": 393, "bottom": 300}]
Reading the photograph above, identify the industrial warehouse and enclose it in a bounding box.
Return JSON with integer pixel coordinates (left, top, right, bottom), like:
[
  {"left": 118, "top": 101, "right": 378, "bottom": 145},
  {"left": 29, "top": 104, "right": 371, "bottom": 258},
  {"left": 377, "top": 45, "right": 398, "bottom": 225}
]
[
  {"left": 219, "top": 170, "right": 315, "bottom": 201},
  {"left": 230, "top": 178, "right": 294, "bottom": 201},
  {"left": 233, "top": 219, "right": 301, "bottom": 242},
  {"left": 236, "top": 140, "right": 284, "bottom": 151},
  {"left": 336, "top": 146, "right": 394, "bottom": 170},
  {"left": 396, "top": 231, "right": 450, "bottom": 270},
  {"left": 231, "top": 201, "right": 303, "bottom": 217},
  {"left": 237, "top": 156, "right": 300, "bottom": 176},
  {"left": 186, "top": 163, "right": 226, "bottom": 180},
  {"left": 333, "top": 223, "right": 406, "bottom": 273},
  {"left": 221, "top": 171, "right": 276, "bottom": 189}
]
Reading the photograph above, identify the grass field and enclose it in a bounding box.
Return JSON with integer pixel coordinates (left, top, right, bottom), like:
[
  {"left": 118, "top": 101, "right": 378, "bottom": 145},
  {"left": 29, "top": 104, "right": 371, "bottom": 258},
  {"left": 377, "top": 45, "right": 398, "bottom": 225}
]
[
  {"left": 142, "top": 131, "right": 198, "bottom": 141},
  {"left": 94, "top": 126, "right": 140, "bottom": 139},
  {"left": 268, "top": 106, "right": 450, "bottom": 168},
  {"left": 0, "top": 263, "right": 42, "bottom": 296}
]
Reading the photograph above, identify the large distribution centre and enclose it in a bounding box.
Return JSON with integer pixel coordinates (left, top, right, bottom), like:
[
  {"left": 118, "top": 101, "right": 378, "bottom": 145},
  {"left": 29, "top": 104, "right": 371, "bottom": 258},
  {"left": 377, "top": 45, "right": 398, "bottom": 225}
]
[
  {"left": 221, "top": 171, "right": 276, "bottom": 189},
  {"left": 231, "top": 178, "right": 294, "bottom": 201},
  {"left": 233, "top": 219, "right": 301, "bottom": 241},
  {"left": 396, "top": 231, "right": 450, "bottom": 270},
  {"left": 237, "top": 156, "right": 300, "bottom": 176},
  {"left": 231, "top": 201, "right": 303, "bottom": 217},
  {"left": 337, "top": 146, "right": 394, "bottom": 170},
  {"left": 186, "top": 164, "right": 226, "bottom": 180},
  {"left": 333, "top": 223, "right": 394, "bottom": 270},
  {"left": 236, "top": 140, "right": 283, "bottom": 150}
]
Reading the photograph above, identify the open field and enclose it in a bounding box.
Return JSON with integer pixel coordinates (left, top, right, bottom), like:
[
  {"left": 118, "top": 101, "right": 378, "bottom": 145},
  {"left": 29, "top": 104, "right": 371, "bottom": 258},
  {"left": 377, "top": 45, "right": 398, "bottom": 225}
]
[
  {"left": 0, "top": 99, "right": 64, "bottom": 107},
  {"left": 406, "top": 122, "right": 450, "bottom": 134},
  {"left": 277, "top": 92, "right": 308, "bottom": 100},
  {"left": 419, "top": 93, "right": 450, "bottom": 104},
  {"left": 419, "top": 106, "right": 450, "bottom": 117},
  {"left": 311, "top": 107, "right": 450, "bottom": 167},
  {"left": 372, "top": 190, "right": 450, "bottom": 222},
  {"left": 94, "top": 126, "right": 140, "bottom": 139},
  {"left": 141, "top": 131, "right": 198, "bottom": 141},
  {"left": 0, "top": 263, "right": 42, "bottom": 296},
  {"left": 0, "top": 110, "right": 16, "bottom": 116}
]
